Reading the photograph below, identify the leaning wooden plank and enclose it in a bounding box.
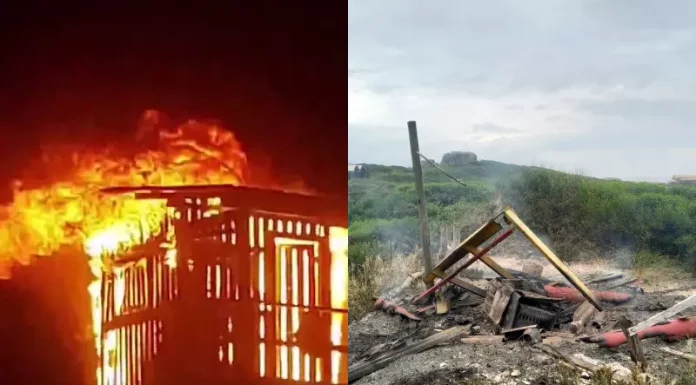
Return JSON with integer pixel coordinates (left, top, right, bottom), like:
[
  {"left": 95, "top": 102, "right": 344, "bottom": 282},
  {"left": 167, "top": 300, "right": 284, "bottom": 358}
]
[
  {"left": 347, "top": 325, "right": 471, "bottom": 383},
  {"left": 424, "top": 220, "right": 502, "bottom": 284},
  {"left": 503, "top": 208, "right": 602, "bottom": 310},
  {"left": 628, "top": 294, "right": 696, "bottom": 336},
  {"left": 414, "top": 233, "right": 514, "bottom": 302},
  {"left": 661, "top": 347, "right": 696, "bottom": 362},
  {"left": 431, "top": 270, "right": 486, "bottom": 298},
  {"left": 463, "top": 245, "right": 514, "bottom": 279}
]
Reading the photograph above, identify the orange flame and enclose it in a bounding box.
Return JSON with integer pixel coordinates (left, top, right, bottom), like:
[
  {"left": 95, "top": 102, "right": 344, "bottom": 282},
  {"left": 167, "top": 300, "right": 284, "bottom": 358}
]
[
  {"left": 0, "top": 110, "right": 246, "bottom": 268},
  {"left": 0, "top": 110, "right": 247, "bottom": 385}
]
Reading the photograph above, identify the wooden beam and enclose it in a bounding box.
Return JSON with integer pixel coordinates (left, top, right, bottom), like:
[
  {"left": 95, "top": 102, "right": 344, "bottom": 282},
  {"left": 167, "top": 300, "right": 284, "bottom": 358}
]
[
  {"left": 661, "top": 347, "right": 696, "bottom": 362},
  {"left": 408, "top": 121, "right": 433, "bottom": 283},
  {"left": 425, "top": 220, "right": 502, "bottom": 283},
  {"left": 431, "top": 270, "right": 486, "bottom": 297},
  {"left": 416, "top": 228, "right": 515, "bottom": 301},
  {"left": 628, "top": 294, "right": 696, "bottom": 336},
  {"left": 503, "top": 208, "right": 601, "bottom": 310},
  {"left": 464, "top": 245, "right": 514, "bottom": 279}
]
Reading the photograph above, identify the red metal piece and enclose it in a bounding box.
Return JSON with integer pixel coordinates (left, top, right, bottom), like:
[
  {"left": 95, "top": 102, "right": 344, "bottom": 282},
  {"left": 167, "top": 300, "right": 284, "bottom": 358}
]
[
  {"left": 544, "top": 284, "right": 633, "bottom": 304},
  {"left": 411, "top": 228, "right": 515, "bottom": 304},
  {"left": 374, "top": 297, "right": 422, "bottom": 321},
  {"left": 581, "top": 317, "right": 696, "bottom": 348}
]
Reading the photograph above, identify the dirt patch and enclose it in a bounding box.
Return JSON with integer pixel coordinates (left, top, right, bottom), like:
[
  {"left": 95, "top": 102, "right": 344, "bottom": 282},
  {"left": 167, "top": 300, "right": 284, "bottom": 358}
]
[{"left": 393, "top": 368, "right": 480, "bottom": 385}]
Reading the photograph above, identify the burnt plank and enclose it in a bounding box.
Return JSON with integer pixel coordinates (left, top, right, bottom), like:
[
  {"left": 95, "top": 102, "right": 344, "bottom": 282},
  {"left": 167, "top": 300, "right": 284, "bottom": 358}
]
[
  {"left": 489, "top": 284, "right": 513, "bottom": 325},
  {"left": 501, "top": 291, "right": 522, "bottom": 330},
  {"left": 348, "top": 326, "right": 471, "bottom": 383}
]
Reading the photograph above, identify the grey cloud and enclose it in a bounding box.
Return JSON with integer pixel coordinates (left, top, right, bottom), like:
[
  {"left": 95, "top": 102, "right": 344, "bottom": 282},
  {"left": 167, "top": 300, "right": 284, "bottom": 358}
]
[
  {"left": 349, "top": 0, "right": 696, "bottom": 180},
  {"left": 581, "top": 0, "right": 696, "bottom": 31},
  {"left": 471, "top": 123, "right": 520, "bottom": 134},
  {"left": 350, "top": 0, "right": 696, "bottom": 93},
  {"left": 580, "top": 98, "right": 696, "bottom": 119}
]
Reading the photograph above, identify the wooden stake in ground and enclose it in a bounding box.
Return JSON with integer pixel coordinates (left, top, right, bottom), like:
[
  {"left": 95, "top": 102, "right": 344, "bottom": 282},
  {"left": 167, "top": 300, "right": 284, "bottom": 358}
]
[
  {"left": 617, "top": 316, "right": 647, "bottom": 371},
  {"left": 438, "top": 224, "right": 447, "bottom": 257},
  {"left": 348, "top": 325, "right": 471, "bottom": 383}
]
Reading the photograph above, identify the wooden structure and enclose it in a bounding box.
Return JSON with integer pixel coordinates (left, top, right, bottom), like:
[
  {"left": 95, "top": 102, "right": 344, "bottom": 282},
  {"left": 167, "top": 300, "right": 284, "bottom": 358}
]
[
  {"left": 97, "top": 185, "right": 348, "bottom": 385},
  {"left": 422, "top": 207, "right": 601, "bottom": 310}
]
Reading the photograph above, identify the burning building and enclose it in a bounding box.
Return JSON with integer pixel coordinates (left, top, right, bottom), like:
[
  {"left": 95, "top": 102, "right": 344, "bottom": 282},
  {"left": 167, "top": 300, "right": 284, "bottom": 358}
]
[{"left": 0, "top": 110, "right": 348, "bottom": 385}]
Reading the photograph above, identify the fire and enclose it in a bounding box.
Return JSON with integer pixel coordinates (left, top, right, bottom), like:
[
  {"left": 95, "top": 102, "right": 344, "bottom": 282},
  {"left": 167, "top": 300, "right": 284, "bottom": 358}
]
[
  {"left": 0, "top": 110, "right": 247, "bottom": 385},
  {"left": 0, "top": 109, "right": 346, "bottom": 384},
  {"left": 329, "top": 227, "right": 348, "bottom": 384}
]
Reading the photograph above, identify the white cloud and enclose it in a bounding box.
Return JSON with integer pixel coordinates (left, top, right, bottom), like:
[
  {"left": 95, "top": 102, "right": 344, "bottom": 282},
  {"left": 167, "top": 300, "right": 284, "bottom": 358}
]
[{"left": 348, "top": 0, "right": 696, "bottom": 181}]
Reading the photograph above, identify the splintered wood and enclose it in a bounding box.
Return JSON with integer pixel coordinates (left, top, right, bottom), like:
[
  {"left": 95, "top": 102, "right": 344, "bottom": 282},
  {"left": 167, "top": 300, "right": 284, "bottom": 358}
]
[
  {"left": 348, "top": 325, "right": 471, "bottom": 383},
  {"left": 570, "top": 301, "right": 598, "bottom": 335},
  {"left": 484, "top": 280, "right": 514, "bottom": 325}
]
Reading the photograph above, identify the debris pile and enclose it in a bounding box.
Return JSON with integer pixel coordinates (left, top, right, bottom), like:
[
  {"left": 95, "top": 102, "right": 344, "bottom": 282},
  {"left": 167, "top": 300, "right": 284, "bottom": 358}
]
[{"left": 349, "top": 208, "right": 696, "bottom": 384}]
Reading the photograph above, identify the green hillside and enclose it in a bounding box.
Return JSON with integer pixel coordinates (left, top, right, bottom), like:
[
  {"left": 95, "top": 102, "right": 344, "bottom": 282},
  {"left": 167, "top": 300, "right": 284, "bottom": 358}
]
[{"left": 348, "top": 159, "right": 696, "bottom": 268}]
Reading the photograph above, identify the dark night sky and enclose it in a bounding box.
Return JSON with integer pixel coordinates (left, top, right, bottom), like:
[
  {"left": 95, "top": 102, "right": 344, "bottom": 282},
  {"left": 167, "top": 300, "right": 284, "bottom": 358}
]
[
  {"left": 0, "top": 4, "right": 346, "bottom": 385},
  {"left": 0, "top": 3, "right": 347, "bottom": 201}
]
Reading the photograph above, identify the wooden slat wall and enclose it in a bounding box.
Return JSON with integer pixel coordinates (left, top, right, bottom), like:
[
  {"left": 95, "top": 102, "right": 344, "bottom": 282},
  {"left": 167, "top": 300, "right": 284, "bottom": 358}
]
[{"left": 100, "top": 192, "right": 345, "bottom": 385}]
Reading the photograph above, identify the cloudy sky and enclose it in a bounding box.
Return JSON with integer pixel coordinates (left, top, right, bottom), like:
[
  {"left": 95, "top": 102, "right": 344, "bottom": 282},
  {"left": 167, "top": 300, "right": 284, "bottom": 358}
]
[{"left": 348, "top": 0, "right": 696, "bottom": 182}]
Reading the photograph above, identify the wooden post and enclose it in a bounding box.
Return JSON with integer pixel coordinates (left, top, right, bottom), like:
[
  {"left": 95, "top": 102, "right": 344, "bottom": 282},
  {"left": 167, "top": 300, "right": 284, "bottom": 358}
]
[
  {"left": 618, "top": 316, "right": 647, "bottom": 371},
  {"left": 408, "top": 121, "right": 433, "bottom": 283}
]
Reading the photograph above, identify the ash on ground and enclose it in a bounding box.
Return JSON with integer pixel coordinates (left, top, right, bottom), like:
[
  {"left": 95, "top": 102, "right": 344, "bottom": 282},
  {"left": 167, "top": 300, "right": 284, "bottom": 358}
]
[{"left": 349, "top": 268, "right": 696, "bottom": 385}]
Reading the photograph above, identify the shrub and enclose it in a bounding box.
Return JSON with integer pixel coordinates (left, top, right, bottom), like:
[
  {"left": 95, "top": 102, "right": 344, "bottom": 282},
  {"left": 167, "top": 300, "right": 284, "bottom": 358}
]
[{"left": 509, "top": 169, "right": 696, "bottom": 263}]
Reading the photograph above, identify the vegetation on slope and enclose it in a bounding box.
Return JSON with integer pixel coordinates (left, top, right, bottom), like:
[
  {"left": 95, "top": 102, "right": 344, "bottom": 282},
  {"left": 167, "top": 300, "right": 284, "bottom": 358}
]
[{"left": 349, "top": 160, "right": 696, "bottom": 267}]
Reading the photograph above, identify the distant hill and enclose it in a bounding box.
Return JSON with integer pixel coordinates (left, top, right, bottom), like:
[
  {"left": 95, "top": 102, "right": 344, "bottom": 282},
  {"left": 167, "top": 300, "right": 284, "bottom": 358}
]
[
  {"left": 348, "top": 157, "right": 696, "bottom": 267},
  {"left": 354, "top": 159, "right": 534, "bottom": 185}
]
